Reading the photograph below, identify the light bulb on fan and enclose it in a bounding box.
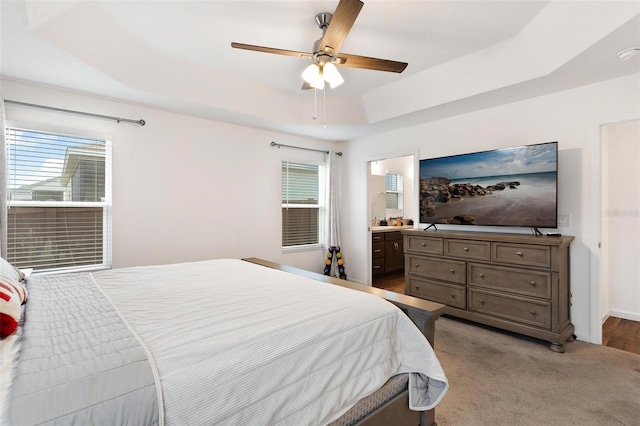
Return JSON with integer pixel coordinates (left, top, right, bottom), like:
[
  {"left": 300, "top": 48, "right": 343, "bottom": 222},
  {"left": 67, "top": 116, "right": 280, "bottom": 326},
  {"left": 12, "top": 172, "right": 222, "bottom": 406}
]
[
  {"left": 323, "top": 62, "right": 344, "bottom": 88},
  {"left": 302, "top": 63, "right": 325, "bottom": 90}
]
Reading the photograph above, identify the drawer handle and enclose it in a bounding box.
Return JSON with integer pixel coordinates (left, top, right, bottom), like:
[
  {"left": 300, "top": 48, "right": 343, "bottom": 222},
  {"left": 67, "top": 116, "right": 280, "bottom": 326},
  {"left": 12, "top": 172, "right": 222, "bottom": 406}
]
[
  {"left": 415, "top": 286, "right": 420, "bottom": 290},
  {"left": 463, "top": 247, "right": 469, "bottom": 252},
  {"left": 517, "top": 251, "right": 523, "bottom": 257},
  {"left": 530, "top": 310, "right": 537, "bottom": 316},
  {"left": 450, "top": 269, "right": 455, "bottom": 274},
  {"left": 479, "top": 299, "right": 485, "bottom": 305},
  {"left": 421, "top": 242, "right": 427, "bottom": 247},
  {"left": 479, "top": 273, "right": 484, "bottom": 278},
  {"left": 373, "top": 266, "right": 381, "bottom": 269},
  {"left": 374, "top": 249, "right": 382, "bottom": 253},
  {"left": 450, "top": 293, "right": 455, "bottom": 299},
  {"left": 530, "top": 280, "right": 536, "bottom": 287},
  {"left": 414, "top": 264, "right": 420, "bottom": 268}
]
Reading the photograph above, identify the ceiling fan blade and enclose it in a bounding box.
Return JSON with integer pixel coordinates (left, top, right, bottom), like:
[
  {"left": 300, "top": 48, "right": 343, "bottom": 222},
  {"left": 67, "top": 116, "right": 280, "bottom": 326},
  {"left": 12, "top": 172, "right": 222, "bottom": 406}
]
[
  {"left": 301, "top": 81, "right": 313, "bottom": 90},
  {"left": 319, "top": 0, "right": 363, "bottom": 56},
  {"left": 336, "top": 53, "right": 408, "bottom": 73},
  {"left": 231, "top": 42, "right": 313, "bottom": 59}
]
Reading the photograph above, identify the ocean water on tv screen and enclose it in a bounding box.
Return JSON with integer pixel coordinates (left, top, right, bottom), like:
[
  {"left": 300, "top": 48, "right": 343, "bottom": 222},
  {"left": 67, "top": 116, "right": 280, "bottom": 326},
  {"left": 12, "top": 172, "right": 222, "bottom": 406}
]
[{"left": 424, "top": 171, "right": 557, "bottom": 227}]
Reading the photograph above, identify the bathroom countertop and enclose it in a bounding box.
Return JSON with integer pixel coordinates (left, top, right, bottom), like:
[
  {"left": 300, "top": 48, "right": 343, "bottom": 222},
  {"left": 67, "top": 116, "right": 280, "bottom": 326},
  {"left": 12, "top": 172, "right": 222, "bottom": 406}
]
[{"left": 371, "top": 225, "right": 415, "bottom": 233}]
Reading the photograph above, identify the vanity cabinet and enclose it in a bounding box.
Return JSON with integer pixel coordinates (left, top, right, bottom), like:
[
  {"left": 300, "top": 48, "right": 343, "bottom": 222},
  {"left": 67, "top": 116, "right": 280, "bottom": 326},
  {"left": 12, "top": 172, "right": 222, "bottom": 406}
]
[
  {"left": 403, "top": 229, "right": 574, "bottom": 352},
  {"left": 385, "top": 231, "right": 404, "bottom": 273},
  {"left": 372, "top": 233, "right": 385, "bottom": 278},
  {"left": 372, "top": 230, "right": 404, "bottom": 278}
]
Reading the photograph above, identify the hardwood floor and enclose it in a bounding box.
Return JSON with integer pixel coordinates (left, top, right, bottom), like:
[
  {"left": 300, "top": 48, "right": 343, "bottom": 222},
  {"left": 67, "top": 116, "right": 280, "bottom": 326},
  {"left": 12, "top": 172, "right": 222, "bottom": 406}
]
[
  {"left": 373, "top": 274, "right": 640, "bottom": 355},
  {"left": 372, "top": 273, "right": 405, "bottom": 294},
  {"left": 602, "top": 316, "right": 640, "bottom": 355}
]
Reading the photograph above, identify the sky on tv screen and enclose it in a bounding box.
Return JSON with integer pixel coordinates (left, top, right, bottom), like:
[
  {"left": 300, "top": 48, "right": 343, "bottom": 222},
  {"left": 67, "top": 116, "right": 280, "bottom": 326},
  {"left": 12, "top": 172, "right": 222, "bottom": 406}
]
[{"left": 420, "top": 142, "right": 557, "bottom": 179}]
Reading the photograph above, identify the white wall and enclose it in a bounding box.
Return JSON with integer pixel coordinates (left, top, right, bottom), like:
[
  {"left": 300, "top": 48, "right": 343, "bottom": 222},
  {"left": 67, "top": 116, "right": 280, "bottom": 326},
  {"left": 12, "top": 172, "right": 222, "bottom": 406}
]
[
  {"left": 602, "top": 120, "right": 640, "bottom": 322},
  {"left": 369, "top": 174, "right": 386, "bottom": 221},
  {"left": 341, "top": 73, "right": 640, "bottom": 343},
  {"left": 2, "top": 79, "right": 343, "bottom": 272}
]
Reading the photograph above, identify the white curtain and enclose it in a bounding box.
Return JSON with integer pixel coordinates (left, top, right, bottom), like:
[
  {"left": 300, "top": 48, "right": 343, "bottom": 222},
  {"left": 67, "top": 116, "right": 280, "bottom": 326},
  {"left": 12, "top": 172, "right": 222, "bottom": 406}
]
[
  {"left": 0, "top": 97, "right": 7, "bottom": 257},
  {"left": 324, "top": 151, "right": 343, "bottom": 278}
]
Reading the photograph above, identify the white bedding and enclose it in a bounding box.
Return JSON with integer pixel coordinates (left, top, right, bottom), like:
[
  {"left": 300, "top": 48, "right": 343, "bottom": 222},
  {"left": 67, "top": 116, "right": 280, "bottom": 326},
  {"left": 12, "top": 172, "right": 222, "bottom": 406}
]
[
  {"left": 5, "top": 272, "right": 159, "bottom": 426},
  {"left": 0, "top": 269, "right": 30, "bottom": 416},
  {"left": 92, "top": 259, "right": 448, "bottom": 426},
  {"left": 0, "top": 328, "right": 22, "bottom": 418}
]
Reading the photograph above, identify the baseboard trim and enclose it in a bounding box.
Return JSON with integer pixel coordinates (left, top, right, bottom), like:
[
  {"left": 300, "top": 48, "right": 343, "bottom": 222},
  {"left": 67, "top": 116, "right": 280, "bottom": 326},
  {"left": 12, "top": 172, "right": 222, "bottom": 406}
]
[{"left": 604, "top": 310, "right": 640, "bottom": 323}]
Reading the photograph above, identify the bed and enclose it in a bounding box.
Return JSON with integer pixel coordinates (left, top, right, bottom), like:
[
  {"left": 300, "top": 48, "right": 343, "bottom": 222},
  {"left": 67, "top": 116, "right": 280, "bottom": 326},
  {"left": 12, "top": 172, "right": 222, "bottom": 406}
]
[{"left": 1, "top": 257, "right": 448, "bottom": 426}]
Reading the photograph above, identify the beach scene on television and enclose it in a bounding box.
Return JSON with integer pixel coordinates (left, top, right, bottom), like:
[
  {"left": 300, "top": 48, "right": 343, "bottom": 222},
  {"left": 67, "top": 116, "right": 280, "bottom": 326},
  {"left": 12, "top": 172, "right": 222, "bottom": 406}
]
[{"left": 419, "top": 142, "right": 557, "bottom": 228}]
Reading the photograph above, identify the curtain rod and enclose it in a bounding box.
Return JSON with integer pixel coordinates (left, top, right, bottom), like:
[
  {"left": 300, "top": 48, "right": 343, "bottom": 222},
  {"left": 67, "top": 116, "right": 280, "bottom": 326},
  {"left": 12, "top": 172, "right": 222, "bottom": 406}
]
[
  {"left": 4, "top": 99, "right": 146, "bottom": 126},
  {"left": 271, "top": 141, "right": 342, "bottom": 156}
]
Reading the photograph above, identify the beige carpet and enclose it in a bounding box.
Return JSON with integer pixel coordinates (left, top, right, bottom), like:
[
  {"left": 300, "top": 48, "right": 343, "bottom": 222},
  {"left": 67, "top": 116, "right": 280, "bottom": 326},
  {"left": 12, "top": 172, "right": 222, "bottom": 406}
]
[{"left": 433, "top": 316, "right": 640, "bottom": 426}]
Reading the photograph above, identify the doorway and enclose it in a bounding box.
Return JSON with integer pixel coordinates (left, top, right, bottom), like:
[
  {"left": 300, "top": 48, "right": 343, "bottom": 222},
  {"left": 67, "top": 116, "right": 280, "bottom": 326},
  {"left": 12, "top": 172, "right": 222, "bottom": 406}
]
[
  {"left": 366, "top": 153, "right": 416, "bottom": 287},
  {"left": 598, "top": 119, "right": 640, "bottom": 352}
]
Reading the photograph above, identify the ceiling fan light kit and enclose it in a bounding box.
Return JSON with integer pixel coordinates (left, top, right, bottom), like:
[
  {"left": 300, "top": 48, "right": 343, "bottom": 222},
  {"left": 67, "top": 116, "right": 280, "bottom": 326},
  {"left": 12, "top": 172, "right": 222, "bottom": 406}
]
[{"left": 302, "top": 61, "right": 344, "bottom": 90}]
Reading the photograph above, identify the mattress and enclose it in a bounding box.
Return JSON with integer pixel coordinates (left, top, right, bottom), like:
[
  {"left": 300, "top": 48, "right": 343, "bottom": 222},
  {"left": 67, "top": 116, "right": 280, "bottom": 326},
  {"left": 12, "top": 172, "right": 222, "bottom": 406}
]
[
  {"left": 4, "top": 259, "right": 448, "bottom": 425},
  {"left": 329, "top": 374, "right": 409, "bottom": 426}
]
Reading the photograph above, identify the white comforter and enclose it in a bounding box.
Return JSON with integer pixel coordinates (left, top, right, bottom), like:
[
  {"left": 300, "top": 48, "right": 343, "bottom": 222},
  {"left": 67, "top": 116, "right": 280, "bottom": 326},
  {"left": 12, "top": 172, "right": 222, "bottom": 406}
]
[{"left": 93, "top": 259, "right": 448, "bottom": 426}]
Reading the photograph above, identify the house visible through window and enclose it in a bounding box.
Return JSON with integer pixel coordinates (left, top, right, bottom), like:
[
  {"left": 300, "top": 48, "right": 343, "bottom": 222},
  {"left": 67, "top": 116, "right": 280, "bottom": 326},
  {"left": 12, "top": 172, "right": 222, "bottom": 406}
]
[
  {"left": 386, "top": 172, "right": 403, "bottom": 212},
  {"left": 281, "top": 161, "right": 321, "bottom": 248},
  {"left": 5, "top": 127, "right": 111, "bottom": 272}
]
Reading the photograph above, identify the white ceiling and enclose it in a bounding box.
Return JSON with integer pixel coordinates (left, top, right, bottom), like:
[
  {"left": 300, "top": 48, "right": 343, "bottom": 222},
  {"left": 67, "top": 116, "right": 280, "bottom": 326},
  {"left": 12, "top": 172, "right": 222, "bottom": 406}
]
[{"left": 1, "top": 0, "right": 639, "bottom": 141}]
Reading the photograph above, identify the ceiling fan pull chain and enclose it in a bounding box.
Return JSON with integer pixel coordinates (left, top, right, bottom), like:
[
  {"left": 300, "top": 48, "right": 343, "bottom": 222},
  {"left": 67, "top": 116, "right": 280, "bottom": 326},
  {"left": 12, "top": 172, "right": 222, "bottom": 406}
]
[
  {"left": 313, "top": 88, "right": 318, "bottom": 121},
  {"left": 323, "top": 87, "right": 327, "bottom": 128}
]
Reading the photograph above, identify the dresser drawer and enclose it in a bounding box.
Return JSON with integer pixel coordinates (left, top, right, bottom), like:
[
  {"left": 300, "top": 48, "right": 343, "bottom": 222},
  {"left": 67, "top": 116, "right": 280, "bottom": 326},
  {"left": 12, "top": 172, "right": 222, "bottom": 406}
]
[
  {"left": 445, "top": 239, "right": 491, "bottom": 260},
  {"left": 408, "top": 276, "right": 466, "bottom": 309},
  {"left": 469, "top": 289, "right": 551, "bottom": 329},
  {"left": 468, "top": 263, "right": 551, "bottom": 299},
  {"left": 408, "top": 255, "right": 466, "bottom": 284},
  {"left": 492, "top": 243, "right": 551, "bottom": 268},
  {"left": 406, "top": 236, "right": 444, "bottom": 255},
  {"left": 372, "top": 242, "right": 385, "bottom": 259}
]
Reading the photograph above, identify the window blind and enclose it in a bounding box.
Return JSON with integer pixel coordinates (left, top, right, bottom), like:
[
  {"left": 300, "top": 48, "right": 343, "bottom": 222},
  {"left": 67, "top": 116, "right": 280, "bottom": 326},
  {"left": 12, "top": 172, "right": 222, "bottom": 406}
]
[
  {"left": 282, "top": 162, "right": 319, "bottom": 247},
  {"left": 5, "top": 128, "right": 110, "bottom": 271},
  {"left": 386, "top": 173, "right": 401, "bottom": 210}
]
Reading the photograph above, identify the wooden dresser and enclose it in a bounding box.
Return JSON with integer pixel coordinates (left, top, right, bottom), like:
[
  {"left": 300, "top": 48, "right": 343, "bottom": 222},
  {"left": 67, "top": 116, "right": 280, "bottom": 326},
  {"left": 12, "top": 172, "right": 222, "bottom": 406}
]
[{"left": 402, "top": 229, "right": 575, "bottom": 352}]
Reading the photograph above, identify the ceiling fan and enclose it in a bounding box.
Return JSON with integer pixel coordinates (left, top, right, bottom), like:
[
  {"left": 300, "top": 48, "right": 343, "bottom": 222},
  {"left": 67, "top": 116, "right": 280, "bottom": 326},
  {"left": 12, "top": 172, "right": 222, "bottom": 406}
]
[{"left": 231, "top": 0, "right": 408, "bottom": 90}]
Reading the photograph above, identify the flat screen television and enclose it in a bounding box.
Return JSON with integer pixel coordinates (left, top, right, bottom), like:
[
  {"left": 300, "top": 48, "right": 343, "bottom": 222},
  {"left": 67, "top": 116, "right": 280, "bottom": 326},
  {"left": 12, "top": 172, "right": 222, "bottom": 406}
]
[{"left": 419, "top": 141, "right": 558, "bottom": 229}]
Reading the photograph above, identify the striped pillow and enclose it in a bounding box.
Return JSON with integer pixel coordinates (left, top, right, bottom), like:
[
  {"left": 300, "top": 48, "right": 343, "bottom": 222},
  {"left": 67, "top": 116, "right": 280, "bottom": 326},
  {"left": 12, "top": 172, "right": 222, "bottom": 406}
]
[{"left": 0, "top": 274, "right": 28, "bottom": 338}]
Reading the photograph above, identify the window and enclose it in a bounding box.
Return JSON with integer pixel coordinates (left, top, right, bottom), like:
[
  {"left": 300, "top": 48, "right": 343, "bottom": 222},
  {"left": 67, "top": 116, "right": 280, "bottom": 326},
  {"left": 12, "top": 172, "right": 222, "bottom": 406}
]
[
  {"left": 281, "top": 161, "right": 321, "bottom": 248},
  {"left": 386, "top": 172, "right": 403, "bottom": 211},
  {"left": 5, "top": 127, "right": 111, "bottom": 272}
]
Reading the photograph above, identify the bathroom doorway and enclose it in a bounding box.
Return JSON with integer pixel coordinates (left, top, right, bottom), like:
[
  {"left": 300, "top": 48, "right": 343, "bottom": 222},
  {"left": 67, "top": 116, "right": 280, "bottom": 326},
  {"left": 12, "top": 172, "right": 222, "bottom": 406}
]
[{"left": 366, "top": 153, "right": 416, "bottom": 287}]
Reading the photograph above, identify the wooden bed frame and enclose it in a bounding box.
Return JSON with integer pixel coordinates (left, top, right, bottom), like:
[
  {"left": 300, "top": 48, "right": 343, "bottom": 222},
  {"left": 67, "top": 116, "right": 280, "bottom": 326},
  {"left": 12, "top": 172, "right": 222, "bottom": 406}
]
[{"left": 243, "top": 258, "right": 447, "bottom": 426}]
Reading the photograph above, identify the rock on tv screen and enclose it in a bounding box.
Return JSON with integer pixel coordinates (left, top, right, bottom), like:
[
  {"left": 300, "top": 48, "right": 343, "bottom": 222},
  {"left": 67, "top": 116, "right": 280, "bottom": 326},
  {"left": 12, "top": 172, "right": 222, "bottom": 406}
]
[{"left": 419, "top": 141, "right": 558, "bottom": 228}]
